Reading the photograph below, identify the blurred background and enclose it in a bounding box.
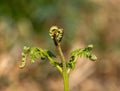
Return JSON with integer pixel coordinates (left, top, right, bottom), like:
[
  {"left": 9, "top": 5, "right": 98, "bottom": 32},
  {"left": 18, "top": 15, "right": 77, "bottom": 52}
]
[{"left": 0, "top": 0, "right": 120, "bottom": 91}]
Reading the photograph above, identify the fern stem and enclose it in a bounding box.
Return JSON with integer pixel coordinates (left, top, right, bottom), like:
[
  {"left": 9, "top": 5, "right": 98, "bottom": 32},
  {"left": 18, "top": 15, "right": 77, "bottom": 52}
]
[{"left": 56, "top": 43, "right": 69, "bottom": 91}]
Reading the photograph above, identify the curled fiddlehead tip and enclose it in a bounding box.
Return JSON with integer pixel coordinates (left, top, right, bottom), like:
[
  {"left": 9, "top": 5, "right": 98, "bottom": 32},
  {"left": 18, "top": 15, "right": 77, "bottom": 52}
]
[
  {"left": 19, "top": 53, "right": 26, "bottom": 69},
  {"left": 19, "top": 46, "right": 30, "bottom": 69},
  {"left": 49, "top": 26, "right": 63, "bottom": 46}
]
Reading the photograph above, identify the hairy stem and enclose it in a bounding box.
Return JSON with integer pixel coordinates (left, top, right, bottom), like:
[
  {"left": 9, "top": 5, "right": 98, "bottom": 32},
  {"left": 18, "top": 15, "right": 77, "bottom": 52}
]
[{"left": 56, "top": 43, "right": 69, "bottom": 91}]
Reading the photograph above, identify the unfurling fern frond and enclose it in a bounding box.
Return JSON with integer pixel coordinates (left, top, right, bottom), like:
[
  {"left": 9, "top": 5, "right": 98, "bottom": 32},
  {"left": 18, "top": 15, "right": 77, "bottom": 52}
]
[
  {"left": 19, "top": 46, "right": 56, "bottom": 68},
  {"left": 49, "top": 26, "right": 63, "bottom": 46},
  {"left": 68, "top": 45, "right": 97, "bottom": 69}
]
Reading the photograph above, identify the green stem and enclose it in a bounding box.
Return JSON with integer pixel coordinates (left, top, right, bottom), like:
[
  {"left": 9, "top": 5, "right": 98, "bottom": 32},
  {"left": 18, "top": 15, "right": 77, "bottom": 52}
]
[
  {"left": 56, "top": 43, "right": 69, "bottom": 91},
  {"left": 63, "top": 70, "right": 69, "bottom": 91}
]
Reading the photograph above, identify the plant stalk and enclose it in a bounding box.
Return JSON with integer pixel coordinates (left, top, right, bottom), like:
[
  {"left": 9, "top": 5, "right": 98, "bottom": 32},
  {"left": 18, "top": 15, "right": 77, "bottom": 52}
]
[
  {"left": 63, "top": 70, "right": 69, "bottom": 91},
  {"left": 56, "top": 43, "right": 69, "bottom": 91}
]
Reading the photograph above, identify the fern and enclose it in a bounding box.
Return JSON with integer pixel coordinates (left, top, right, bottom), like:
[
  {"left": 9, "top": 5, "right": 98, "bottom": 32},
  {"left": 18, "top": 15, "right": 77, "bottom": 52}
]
[{"left": 19, "top": 26, "right": 97, "bottom": 91}]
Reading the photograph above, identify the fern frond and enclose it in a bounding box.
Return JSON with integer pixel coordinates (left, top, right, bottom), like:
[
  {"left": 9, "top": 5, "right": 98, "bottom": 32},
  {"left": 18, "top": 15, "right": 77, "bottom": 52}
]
[
  {"left": 19, "top": 46, "right": 56, "bottom": 68},
  {"left": 68, "top": 45, "right": 97, "bottom": 69}
]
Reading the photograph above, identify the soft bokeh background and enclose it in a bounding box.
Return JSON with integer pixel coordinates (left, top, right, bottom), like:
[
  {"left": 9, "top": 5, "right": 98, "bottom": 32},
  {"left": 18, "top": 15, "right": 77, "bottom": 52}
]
[{"left": 0, "top": 0, "right": 120, "bottom": 91}]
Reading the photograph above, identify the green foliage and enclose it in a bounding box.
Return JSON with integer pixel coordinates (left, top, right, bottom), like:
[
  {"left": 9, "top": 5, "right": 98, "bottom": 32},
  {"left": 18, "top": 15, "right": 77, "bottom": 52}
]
[
  {"left": 19, "top": 46, "right": 56, "bottom": 69},
  {"left": 67, "top": 44, "right": 97, "bottom": 69},
  {"left": 19, "top": 26, "right": 97, "bottom": 71},
  {"left": 19, "top": 26, "right": 97, "bottom": 91},
  {"left": 70, "top": 44, "right": 97, "bottom": 61}
]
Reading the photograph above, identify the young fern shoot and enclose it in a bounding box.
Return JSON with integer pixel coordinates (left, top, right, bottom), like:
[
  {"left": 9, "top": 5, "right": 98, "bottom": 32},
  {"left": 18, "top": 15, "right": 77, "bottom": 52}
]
[{"left": 19, "top": 26, "right": 97, "bottom": 91}]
